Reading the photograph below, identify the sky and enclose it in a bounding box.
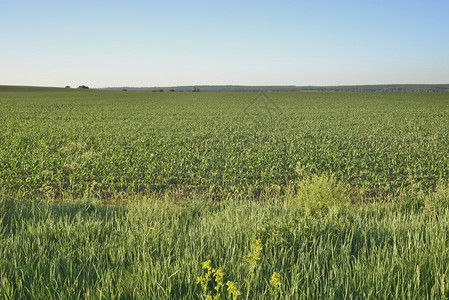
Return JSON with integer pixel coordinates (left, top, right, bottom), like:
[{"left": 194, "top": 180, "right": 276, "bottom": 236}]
[{"left": 1, "top": 0, "right": 448, "bottom": 88}]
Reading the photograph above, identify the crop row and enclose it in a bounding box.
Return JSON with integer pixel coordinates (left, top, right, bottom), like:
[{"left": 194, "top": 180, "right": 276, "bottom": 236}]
[{"left": 0, "top": 91, "right": 448, "bottom": 200}]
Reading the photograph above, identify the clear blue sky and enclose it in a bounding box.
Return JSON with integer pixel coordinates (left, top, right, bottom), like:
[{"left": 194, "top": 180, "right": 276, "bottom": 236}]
[{"left": 1, "top": 0, "right": 448, "bottom": 88}]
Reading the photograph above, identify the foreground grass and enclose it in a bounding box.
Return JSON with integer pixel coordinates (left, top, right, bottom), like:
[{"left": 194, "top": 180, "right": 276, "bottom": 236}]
[{"left": 1, "top": 195, "right": 449, "bottom": 299}]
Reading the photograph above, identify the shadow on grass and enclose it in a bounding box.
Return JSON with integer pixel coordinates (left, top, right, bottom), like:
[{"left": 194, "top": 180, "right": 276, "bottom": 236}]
[{"left": 0, "top": 198, "right": 128, "bottom": 235}]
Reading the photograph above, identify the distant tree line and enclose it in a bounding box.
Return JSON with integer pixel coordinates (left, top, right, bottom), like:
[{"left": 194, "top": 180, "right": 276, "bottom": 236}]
[
  {"left": 64, "top": 85, "right": 89, "bottom": 89},
  {"left": 102, "top": 84, "right": 449, "bottom": 93}
]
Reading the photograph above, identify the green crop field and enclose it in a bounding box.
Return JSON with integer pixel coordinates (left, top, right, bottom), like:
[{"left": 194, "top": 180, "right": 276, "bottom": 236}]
[
  {"left": 1, "top": 90, "right": 448, "bottom": 201},
  {"left": 1, "top": 90, "right": 449, "bottom": 298}
]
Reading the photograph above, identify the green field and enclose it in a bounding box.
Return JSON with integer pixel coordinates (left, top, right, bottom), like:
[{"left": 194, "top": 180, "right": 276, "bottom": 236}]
[
  {"left": 1, "top": 90, "right": 449, "bottom": 298},
  {"left": 1, "top": 90, "right": 448, "bottom": 200}
]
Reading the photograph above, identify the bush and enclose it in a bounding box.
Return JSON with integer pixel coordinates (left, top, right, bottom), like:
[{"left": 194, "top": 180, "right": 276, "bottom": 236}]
[{"left": 289, "top": 164, "right": 351, "bottom": 217}]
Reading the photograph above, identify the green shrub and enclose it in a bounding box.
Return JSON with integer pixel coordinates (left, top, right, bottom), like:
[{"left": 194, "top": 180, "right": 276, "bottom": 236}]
[{"left": 290, "top": 165, "right": 351, "bottom": 217}]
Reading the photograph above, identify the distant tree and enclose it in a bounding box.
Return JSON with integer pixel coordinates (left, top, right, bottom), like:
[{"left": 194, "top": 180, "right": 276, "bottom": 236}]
[
  {"left": 192, "top": 87, "right": 200, "bottom": 92},
  {"left": 122, "top": 89, "right": 127, "bottom": 91},
  {"left": 65, "top": 86, "right": 71, "bottom": 89},
  {"left": 169, "top": 89, "right": 175, "bottom": 92},
  {"left": 77, "top": 85, "right": 89, "bottom": 89},
  {"left": 159, "top": 89, "right": 164, "bottom": 92}
]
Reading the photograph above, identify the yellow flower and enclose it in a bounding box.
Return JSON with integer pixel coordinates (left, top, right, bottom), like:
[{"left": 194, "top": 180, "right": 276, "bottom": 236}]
[
  {"left": 226, "top": 281, "right": 241, "bottom": 300},
  {"left": 202, "top": 260, "right": 212, "bottom": 270},
  {"left": 270, "top": 272, "right": 282, "bottom": 296},
  {"left": 245, "top": 239, "right": 263, "bottom": 266},
  {"left": 213, "top": 267, "right": 225, "bottom": 291},
  {"left": 197, "top": 260, "right": 226, "bottom": 299}
]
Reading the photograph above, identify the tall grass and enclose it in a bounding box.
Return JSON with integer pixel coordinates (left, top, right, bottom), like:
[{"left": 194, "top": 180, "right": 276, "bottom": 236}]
[{"left": 2, "top": 184, "right": 449, "bottom": 299}]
